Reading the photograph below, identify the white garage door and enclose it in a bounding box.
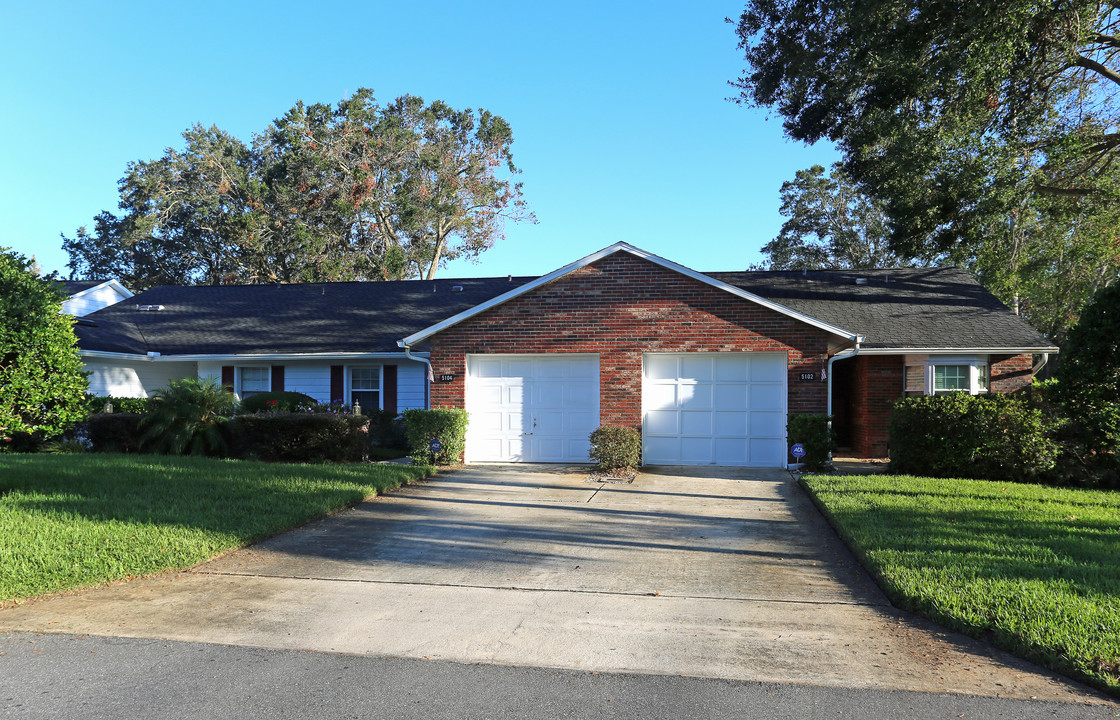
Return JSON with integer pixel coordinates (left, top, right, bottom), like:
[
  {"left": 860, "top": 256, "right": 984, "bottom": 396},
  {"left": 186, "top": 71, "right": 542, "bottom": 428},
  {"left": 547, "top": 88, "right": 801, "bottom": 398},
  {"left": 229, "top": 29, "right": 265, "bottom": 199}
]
[
  {"left": 643, "top": 353, "right": 787, "bottom": 467},
  {"left": 465, "top": 354, "right": 600, "bottom": 463}
]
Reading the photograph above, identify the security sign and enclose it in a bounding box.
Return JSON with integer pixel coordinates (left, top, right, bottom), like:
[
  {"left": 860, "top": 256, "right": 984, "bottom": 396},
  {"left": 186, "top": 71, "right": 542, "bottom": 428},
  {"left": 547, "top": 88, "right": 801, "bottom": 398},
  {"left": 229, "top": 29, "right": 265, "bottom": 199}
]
[
  {"left": 791, "top": 443, "right": 807, "bottom": 459},
  {"left": 429, "top": 438, "right": 443, "bottom": 454}
]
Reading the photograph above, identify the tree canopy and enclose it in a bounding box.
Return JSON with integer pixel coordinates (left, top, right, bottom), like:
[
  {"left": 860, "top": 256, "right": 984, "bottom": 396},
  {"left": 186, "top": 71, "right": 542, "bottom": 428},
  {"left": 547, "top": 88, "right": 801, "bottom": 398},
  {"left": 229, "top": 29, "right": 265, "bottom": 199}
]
[
  {"left": 732, "top": 0, "right": 1120, "bottom": 339},
  {"left": 0, "top": 249, "right": 88, "bottom": 443},
  {"left": 63, "top": 89, "right": 534, "bottom": 290},
  {"left": 760, "top": 163, "right": 927, "bottom": 270}
]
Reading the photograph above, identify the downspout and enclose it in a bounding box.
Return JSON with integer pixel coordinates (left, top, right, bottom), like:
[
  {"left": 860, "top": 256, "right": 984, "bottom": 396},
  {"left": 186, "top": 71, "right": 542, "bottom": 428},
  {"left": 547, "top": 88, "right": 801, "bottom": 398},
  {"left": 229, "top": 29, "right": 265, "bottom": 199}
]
[
  {"left": 1032, "top": 352, "right": 1049, "bottom": 376},
  {"left": 825, "top": 338, "right": 862, "bottom": 465},
  {"left": 401, "top": 344, "right": 433, "bottom": 409}
]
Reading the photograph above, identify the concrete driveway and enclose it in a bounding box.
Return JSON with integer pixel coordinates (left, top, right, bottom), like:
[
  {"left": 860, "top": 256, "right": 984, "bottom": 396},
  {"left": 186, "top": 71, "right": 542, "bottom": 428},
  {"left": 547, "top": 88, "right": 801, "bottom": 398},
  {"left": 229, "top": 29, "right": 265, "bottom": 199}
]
[{"left": 0, "top": 465, "right": 1107, "bottom": 704}]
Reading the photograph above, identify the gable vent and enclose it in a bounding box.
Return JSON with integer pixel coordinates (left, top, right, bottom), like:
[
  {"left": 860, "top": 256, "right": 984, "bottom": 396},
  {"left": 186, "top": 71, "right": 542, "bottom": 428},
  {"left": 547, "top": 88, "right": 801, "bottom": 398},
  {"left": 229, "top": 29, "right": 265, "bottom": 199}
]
[
  {"left": 854, "top": 278, "right": 868, "bottom": 286},
  {"left": 136, "top": 304, "right": 164, "bottom": 311},
  {"left": 451, "top": 285, "right": 464, "bottom": 292}
]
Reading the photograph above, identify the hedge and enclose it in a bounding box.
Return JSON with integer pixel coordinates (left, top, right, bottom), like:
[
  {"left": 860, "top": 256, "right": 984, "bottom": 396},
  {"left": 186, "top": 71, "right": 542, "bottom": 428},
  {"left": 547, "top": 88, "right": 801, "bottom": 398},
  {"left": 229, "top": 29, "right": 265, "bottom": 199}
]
[
  {"left": 87, "top": 413, "right": 145, "bottom": 453},
  {"left": 229, "top": 412, "right": 370, "bottom": 462},
  {"left": 85, "top": 395, "right": 153, "bottom": 416},
  {"left": 787, "top": 414, "right": 833, "bottom": 470},
  {"left": 238, "top": 391, "right": 317, "bottom": 414},
  {"left": 403, "top": 408, "right": 468, "bottom": 465},
  {"left": 889, "top": 393, "right": 1058, "bottom": 481}
]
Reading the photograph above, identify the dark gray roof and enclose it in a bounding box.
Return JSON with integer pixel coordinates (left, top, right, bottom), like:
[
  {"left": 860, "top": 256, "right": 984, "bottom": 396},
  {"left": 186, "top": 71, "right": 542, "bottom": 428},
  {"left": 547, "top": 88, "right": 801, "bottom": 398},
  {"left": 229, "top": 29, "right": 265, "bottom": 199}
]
[
  {"left": 709, "top": 266, "right": 1054, "bottom": 350},
  {"left": 76, "top": 277, "right": 533, "bottom": 355},
  {"left": 75, "top": 266, "right": 1054, "bottom": 356},
  {"left": 57, "top": 280, "right": 103, "bottom": 295}
]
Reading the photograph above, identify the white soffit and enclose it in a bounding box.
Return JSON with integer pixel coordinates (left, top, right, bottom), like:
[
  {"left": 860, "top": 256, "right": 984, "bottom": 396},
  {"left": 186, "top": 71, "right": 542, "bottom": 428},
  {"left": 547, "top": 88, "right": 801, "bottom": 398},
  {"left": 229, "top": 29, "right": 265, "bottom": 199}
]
[{"left": 399, "top": 242, "right": 859, "bottom": 347}]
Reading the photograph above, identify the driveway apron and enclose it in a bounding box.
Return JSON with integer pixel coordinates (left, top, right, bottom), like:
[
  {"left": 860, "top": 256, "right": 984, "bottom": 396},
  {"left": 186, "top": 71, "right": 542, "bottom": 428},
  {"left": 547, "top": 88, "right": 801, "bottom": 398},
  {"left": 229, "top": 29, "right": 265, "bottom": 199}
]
[{"left": 0, "top": 465, "right": 1107, "bottom": 704}]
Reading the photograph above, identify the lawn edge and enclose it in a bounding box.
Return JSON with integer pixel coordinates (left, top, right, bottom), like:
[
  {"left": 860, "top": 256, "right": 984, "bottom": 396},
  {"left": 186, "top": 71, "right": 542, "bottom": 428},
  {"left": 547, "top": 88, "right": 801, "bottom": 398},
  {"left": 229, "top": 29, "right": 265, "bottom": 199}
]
[
  {"left": 797, "top": 474, "right": 1120, "bottom": 699},
  {"left": 0, "top": 460, "right": 440, "bottom": 609}
]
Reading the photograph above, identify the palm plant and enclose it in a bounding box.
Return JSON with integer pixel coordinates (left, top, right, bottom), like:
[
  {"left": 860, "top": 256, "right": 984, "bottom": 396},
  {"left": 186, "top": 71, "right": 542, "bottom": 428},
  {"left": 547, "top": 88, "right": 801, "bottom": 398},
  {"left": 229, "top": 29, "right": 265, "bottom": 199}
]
[{"left": 141, "top": 378, "right": 238, "bottom": 456}]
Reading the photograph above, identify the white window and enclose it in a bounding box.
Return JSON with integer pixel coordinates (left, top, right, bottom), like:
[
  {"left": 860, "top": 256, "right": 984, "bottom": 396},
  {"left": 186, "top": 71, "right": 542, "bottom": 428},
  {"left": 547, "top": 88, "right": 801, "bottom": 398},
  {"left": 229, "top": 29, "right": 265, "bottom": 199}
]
[
  {"left": 927, "top": 357, "right": 989, "bottom": 395},
  {"left": 238, "top": 366, "right": 270, "bottom": 399},
  {"left": 349, "top": 367, "right": 381, "bottom": 411}
]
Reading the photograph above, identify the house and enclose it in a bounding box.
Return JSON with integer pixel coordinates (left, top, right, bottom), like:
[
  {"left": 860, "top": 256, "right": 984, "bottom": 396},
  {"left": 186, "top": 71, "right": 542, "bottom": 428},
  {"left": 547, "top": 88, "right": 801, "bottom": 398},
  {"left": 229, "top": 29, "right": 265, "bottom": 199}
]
[
  {"left": 58, "top": 279, "right": 133, "bottom": 317},
  {"left": 73, "top": 242, "right": 1057, "bottom": 466}
]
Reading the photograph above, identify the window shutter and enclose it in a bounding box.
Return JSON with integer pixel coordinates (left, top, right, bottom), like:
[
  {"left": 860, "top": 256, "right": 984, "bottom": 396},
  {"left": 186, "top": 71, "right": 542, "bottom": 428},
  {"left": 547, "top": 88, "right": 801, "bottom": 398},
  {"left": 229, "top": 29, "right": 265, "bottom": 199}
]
[
  {"left": 271, "top": 365, "right": 285, "bottom": 392},
  {"left": 221, "top": 365, "right": 234, "bottom": 394},
  {"left": 383, "top": 365, "right": 398, "bottom": 415},
  {"left": 330, "top": 365, "right": 344, "bottom": 403}
]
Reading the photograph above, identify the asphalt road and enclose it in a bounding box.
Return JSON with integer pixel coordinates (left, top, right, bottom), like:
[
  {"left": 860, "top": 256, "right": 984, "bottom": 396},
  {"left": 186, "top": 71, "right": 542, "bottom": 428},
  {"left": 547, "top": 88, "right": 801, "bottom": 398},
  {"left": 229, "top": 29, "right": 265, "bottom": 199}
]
[{"left": 2, "top": 633, "right": 1115, "bottom": 720}]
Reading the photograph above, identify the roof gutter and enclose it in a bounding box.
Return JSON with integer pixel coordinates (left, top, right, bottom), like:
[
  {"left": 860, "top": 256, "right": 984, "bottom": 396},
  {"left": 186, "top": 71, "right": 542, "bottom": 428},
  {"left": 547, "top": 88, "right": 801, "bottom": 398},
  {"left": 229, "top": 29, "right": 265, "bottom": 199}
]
[
  {"left": 78, "top": 350, "right": 425, "bottom": 362},
  {"left": 825, "top": 339, "right": 862, "bottom": 466},
  {"left": 856, "top": 346, "right": 1059, "bottom": 355},
  {"left": 401, "top": 343, "right": 434, "bottom": 389}
]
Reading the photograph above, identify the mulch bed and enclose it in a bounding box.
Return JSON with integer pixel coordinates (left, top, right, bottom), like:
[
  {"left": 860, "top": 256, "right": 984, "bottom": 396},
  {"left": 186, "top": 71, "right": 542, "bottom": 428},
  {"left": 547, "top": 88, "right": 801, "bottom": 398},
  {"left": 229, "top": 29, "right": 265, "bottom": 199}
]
[{"left": 586, "top": 467, "right": 638, "bottom": 484}]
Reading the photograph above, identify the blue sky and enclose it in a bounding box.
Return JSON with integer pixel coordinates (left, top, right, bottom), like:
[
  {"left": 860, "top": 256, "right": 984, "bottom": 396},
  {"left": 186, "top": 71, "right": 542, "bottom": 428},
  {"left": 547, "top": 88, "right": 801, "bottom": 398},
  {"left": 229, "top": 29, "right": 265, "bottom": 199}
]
[{"left": 1, "top": 1, "right": 838, "bottom": 281}]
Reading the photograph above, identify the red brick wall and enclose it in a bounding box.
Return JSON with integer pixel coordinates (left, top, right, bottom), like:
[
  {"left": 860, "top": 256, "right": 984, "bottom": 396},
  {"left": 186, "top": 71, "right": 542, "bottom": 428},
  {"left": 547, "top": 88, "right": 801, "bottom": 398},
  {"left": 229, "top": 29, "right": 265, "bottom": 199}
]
[
  {"left": 844, "top": 353, "right": 1036, "bottom": 458},
  {"left": 990, "top": 354, "right": 1034, "bottom": 393},
  {"left": 849, "top": 355, "right": 904, "bottom": 458},
  {"left": 428, "top": 253, "right": 832, "bottom": 430}
]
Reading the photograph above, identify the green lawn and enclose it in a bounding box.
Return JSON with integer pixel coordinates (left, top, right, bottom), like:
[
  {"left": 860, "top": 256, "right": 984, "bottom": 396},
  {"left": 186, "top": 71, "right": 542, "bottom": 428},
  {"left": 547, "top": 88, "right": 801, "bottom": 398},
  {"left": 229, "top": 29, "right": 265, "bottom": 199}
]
[
  {"left": 0, "top": 454, "right": 432, "bottom": 604},
  {"left": 802, "top": 474, "right": 1120, "bottom": 694}
]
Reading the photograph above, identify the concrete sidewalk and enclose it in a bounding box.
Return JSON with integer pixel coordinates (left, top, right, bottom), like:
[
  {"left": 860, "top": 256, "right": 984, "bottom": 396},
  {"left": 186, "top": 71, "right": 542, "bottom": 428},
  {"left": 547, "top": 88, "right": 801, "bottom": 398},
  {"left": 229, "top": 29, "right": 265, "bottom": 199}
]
[{"left": 0, "top": 465, "right": 1109, "bottom": 705}]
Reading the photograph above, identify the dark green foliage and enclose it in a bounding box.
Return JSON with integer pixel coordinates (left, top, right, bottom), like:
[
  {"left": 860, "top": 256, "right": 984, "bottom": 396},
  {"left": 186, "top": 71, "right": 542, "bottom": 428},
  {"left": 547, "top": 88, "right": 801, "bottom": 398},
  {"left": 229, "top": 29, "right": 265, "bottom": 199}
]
[
  {"left": 64, "top": 89, "right": 534, "bottom": 289},
  {"left": 86, "top": 413, "right": 145, "bottom": 453},
  {"left": 762, "top": 164, "right": 927, "bottom": 270},
  {"left": 787, "top": 414, "right": 834, "bottom": 471},
  {"left": 365, "top": 408, "right": 407, "bottom": 449},
  {"left": 1055, "top": 282, "right": 1120, "bottom": 467},
  {"left": 403, "top": 408, "right": 469, "bottom": 465},
  {"left": 84, "top": 395, "right": 152, "bottom": 416},
  {"left": 141, "top": 377, "right": 238, "bottom": 456},
  {"left": 229, "top": 413, "right": 370, "bottom": 462},
  {"left": 238, "top": 391, "right": 317, "bottom": 414},
  {"left": 889, "top": 394, "right": 1059, "bottom": 482},
  {"left": 588, "top": 426, "right": 642, "bottom": 470},
  {"left": 0, "top": 248, "right": 88, "bottom": 445}
]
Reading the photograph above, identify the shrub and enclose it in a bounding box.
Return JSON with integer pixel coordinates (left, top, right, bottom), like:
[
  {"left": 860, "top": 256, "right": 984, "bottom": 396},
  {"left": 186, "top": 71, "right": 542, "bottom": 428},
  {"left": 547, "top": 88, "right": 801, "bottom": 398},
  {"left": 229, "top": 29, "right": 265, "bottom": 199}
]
[
  {"left": 365, "top": 408, "right": 408, "bottom": 449},
  {"left": 1055, "top": 282, "right": 1120, "bottom": 468},
  {"left": 87, "top": 413, "right": 145, "bottom": 453},
  {"left": 84, "top": 395, "right": 153, "bottom": 416},
  {"left": 141, "top": 378, "right": 238, "bottom": 456},
  {"left": 787, "top": 414, "right": 833, "bottom": 470},
  {"left": 0, "top": 249, "right": 88, "bottom": 443},
  {"left": 403, "top": 408, "right": 469, "bottom": 465},
  {"left": 230, "top": 412, "right": 370, "bottom": 462},
  {"left": 238, "top": 391, "right": 317, "bottom": 414},
  {"left": 588, "top": 426, "right": 642, "bottom": 470},
  {"left": 889, "top": 393, "right": 1059, "bottom": 481}
]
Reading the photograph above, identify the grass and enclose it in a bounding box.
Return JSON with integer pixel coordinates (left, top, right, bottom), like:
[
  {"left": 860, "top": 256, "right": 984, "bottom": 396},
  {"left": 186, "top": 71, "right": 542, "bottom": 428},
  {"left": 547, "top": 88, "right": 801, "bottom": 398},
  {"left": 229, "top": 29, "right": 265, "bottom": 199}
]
[
  {"left": 0, "top": 454, "right": 433, "bottom": 604},
  {"left": 801, "top": 474, "right": 1120, "bottom": 694}
]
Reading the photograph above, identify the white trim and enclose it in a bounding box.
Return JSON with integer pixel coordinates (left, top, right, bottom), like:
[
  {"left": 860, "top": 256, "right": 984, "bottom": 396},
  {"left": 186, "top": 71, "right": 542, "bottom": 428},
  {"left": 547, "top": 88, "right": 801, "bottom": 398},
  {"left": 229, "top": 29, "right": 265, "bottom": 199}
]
[
  {"left": 398, "top": 242, "right": 860, "bottom": 347},
  {"left": 78, "top": 350, "right": 424, "bottom": 362},
  {"left": 235, "top": 365, "right": 271, "bottom": 399},
  {"left": 858, "top": 346, "right": 1058, "bottom": 355},
  {"left": 345, "top": 364, "right": 384, "bottom": 411},
  {"left": 67, "top": 279, "right": 134, "bottom": 302}
]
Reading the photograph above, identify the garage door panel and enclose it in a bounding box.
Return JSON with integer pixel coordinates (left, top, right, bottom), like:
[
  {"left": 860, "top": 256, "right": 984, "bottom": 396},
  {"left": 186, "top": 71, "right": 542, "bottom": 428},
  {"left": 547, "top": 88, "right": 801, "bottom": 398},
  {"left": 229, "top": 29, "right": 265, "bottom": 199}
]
[
  {"left": 475, "top": 358, "right": 505, "bottom": 378},
  {"left": 643, "top": 352, "right": 787, "bottom": 467},
  {"left": 751, "top": 355, "right": 785, "bottom": 382},
  {"left": 713, "top": 384, "right": 746, "bottom": 409},
  {"left": 715, "top": 438, "right": 749, "bottom": 465},
  {"left": 535, "top": 383, "right": 565, "bottom": 406},
  {"left": 646, "top": 409, "right": 678, "bottom": 435},
  {"left": 567, "top": 410, "right": 599, "bottom": 434},
  {"left": 750, "top": 384, "right": 784, "bottom": 410},
  {"left": 567, "top": 358, "right": 598, "bottom": 378},
  {"left": 681, "top": 438, "right": 713, "bottom": 463},
  {"left": 681, "top": 411, "right": 712, "bottom": 435},
  {"left": 565, "top": 384, "right": 598, "bottom": 406},
  {"left": 475, "top": 411, "right": 504, "bottom": 434},
  {"left": 681, "top": 355, "right": 713, "bottom": 382},
  {"left": 679, "top": 385, "right": 712, "bottom": 410},
  {"left": 508, "top": 384, "right": 525, "bottom": 404},
  {"left": 647, "top": 355, "right": 679, "bottom": 380},
  {"left": 713, "top": 355, "right": 749, "bottom": 381},
  {"left": 713, "top": 411, "right": 748, "bottom": 435}
]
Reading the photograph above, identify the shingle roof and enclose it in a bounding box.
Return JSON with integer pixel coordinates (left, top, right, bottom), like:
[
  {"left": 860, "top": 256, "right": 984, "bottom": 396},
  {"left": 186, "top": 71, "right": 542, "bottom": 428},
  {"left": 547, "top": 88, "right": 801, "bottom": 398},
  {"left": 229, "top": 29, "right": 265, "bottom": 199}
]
[
  {"left": 75, "top": 266, "right": 1055, "bottom": 356},
  {"left": 57, "top": 280, "right": 103, "bottom": 295},
  {"left": 76, "top": 277, "right": 534, "bottom": 355},
  {"left": 708, "top": 266, "right": 1054, "bottom": 350}
]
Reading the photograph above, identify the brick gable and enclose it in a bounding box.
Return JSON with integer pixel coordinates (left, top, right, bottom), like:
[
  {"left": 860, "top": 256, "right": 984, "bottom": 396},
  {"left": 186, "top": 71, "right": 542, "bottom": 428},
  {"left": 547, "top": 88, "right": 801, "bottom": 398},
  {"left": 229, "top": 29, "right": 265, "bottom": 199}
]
[{"left": 428, "top": 252, "right": 832, "bottom": 430}]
